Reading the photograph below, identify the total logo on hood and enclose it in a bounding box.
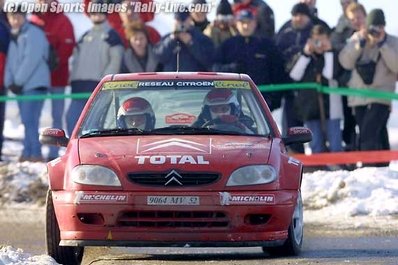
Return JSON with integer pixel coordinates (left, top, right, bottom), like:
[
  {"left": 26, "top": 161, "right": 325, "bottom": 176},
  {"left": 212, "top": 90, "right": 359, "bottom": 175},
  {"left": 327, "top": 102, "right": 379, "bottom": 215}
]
[
  {"left": 135, "top": 138, "right": 211, "bottom": 165},
  {"left": 135, "top": 155, "right": 209, "bottom": 165}
]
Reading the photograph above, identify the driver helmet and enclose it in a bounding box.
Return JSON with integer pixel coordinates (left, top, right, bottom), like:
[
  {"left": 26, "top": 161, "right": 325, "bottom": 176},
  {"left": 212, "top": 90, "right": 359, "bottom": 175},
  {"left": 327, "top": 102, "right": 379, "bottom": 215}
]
[
  {"left": 117, "top": 97, "right": 155, "bottom": 130},
  {"left": 203, "top": 89, "right": 241, "bottom": 120}
]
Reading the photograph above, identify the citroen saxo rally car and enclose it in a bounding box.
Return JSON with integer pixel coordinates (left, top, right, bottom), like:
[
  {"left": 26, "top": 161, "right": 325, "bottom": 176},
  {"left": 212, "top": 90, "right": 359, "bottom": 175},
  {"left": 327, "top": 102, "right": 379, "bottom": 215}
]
[{"left": 40, "top": 72, "right": 312, "bottom": 264}]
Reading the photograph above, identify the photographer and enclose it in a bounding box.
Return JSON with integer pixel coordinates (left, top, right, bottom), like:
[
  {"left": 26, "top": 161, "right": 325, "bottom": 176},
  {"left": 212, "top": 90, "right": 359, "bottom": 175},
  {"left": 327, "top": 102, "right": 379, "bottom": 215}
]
[
  {"left": 154, "top": 7, "right": 214, "bottom": 71},
  {"left": 203, "top": 0, "right": 237, "bottom": 48},
  {"left": 289, "top": 24, "right": 343, "bottom": 154},
  {"left": 339, "top": 9, "right": 398, "bottom": 166}
]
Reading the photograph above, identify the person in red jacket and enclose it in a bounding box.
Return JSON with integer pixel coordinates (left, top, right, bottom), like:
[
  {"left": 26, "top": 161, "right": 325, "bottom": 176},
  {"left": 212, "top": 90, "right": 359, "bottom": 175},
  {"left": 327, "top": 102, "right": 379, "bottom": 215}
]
[
  {"left": 30, "top": 0, "right": 75, "bottom": 161},
  {"left": 84, "top": 0, "right": 160, "bottom": 47}
]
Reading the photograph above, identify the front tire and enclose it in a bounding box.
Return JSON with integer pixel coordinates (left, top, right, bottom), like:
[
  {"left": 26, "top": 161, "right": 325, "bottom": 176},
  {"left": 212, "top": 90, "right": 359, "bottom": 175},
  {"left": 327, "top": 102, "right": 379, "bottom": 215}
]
[
  {"left": 263, "top": 191, "right": 303, "bottom": 256},
  {"left": 46, "top": 190, "right": 84, "bottom": 265}
]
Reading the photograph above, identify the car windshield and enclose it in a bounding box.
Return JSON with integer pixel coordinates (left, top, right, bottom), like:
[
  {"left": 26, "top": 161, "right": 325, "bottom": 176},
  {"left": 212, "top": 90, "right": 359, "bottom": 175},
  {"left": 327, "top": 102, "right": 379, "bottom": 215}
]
[{"left": 78, "top": 79, "right": 272, "bottom": 137}]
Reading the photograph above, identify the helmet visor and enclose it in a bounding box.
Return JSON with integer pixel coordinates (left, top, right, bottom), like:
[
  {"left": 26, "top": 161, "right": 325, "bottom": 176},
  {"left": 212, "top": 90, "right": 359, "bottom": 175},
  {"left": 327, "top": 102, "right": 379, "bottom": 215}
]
[{"left": 124, "top": 114, "right": 147, "bottom": 129}]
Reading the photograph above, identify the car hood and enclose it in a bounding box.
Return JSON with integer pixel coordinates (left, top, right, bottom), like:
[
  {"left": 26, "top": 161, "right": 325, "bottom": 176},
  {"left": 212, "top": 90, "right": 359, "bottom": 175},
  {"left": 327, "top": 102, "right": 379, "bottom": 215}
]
[{"left": 78, "top": 135, "right": 272, "bottom": 170}]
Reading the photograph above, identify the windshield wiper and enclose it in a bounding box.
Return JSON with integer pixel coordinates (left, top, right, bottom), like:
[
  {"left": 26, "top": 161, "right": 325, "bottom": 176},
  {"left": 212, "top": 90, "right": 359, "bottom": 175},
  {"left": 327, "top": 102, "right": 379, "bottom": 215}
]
[
  {"left": 149, "top": 125, "right": 242, "bottom": 135},
  {"left": 80, "top": 128, "right": 146, "bottom": 138}
]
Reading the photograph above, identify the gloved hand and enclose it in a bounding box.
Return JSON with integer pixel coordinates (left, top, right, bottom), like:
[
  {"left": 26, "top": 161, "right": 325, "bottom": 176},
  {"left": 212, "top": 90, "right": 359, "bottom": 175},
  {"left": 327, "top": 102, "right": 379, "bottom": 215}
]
[{"left": 8, "top": 84, "right": 23, "bottom": 95}]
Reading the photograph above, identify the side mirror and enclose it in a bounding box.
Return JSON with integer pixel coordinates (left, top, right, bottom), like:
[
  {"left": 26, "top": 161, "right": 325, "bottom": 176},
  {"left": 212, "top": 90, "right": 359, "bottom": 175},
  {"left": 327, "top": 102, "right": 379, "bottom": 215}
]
[
  {"left": 282, "top": 127, "right": 312, "bottom": 146},
  {"left": 39, "top": 128, "right": 69, "bottom": 147}
]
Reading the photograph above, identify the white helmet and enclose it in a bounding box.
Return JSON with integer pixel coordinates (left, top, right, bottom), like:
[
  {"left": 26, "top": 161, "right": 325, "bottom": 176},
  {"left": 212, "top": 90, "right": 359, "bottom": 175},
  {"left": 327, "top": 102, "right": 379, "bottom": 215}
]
[{"left": 117, "top": 97, "right": 155, "bottom": 130}]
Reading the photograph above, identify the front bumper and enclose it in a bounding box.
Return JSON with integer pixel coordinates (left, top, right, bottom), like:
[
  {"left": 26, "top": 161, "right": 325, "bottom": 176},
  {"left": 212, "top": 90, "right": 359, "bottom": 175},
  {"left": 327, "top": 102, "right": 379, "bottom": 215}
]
[{"left": 52, "top": 190, "right": 298, "bottom": 247}]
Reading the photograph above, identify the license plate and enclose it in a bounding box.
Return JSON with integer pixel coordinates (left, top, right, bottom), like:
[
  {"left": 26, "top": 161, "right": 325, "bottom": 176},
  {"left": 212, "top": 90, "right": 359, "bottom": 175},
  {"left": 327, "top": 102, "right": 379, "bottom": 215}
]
[{"left": 147, "top": 196, "right": 200, "bottom": 205}]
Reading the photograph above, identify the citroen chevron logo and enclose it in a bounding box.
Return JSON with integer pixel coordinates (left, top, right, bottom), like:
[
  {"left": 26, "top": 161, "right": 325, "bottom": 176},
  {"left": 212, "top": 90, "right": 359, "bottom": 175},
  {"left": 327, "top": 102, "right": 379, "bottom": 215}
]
[
  {"left": 165, "top": 170, "right": 183, "bottom": 186},
  {"left": 137, "top": 138, "right": 212, "bottom": 154}
]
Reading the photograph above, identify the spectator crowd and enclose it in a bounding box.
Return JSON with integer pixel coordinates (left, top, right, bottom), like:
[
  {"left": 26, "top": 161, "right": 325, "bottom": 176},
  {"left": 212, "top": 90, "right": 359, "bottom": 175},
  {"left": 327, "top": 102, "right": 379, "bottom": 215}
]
[{"left": 0, "top": 0, "right": 397, "bottom": 168}]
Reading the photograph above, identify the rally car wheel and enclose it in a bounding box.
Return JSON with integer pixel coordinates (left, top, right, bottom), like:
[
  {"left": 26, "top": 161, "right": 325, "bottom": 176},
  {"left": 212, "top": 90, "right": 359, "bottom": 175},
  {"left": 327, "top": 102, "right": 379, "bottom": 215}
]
[
  {"left": 263, "top": 191, "right": 303, "bottom": 256},
  {"left": 46, "top": 190, "right": 84, "bottom": 265}
]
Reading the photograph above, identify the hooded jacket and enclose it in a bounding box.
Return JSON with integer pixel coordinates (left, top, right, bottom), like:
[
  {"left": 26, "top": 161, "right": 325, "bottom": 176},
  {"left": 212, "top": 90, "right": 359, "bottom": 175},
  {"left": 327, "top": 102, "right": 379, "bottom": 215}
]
[
  {"left": 70, "top": 21, "right": 124, "bottom": 82},
  {"left": 5, "top": 22, "right": 50, "bottom": 91}
]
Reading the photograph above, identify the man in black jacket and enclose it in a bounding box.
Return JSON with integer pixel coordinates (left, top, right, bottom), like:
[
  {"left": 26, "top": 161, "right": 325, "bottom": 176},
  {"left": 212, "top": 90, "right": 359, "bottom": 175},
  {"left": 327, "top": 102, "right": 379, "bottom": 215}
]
[{"left": 213, "top": 9, "right": 287, "bottom": 111}]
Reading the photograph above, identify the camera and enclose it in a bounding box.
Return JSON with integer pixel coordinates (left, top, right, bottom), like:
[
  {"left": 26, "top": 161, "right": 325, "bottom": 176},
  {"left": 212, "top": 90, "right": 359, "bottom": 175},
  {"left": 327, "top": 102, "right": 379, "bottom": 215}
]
[
  {"left": 174, "top": 24, "right": 189, "bottom": 34},
  {"left": 368, "top": 25, "right": 382, "bottom": 38},
  {"left": 313, "top": 39, "right": 322, "bottom": 48}
]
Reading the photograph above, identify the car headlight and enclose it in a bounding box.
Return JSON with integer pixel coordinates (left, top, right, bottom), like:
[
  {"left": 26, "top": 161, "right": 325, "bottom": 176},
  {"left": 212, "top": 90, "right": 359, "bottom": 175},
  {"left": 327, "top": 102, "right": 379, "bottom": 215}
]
[
  {"left": 71, "top": 165, "right": 121, "bottom": 186},
  {"left": 226, "top": 165, "right": 277, "bottom": 186}
]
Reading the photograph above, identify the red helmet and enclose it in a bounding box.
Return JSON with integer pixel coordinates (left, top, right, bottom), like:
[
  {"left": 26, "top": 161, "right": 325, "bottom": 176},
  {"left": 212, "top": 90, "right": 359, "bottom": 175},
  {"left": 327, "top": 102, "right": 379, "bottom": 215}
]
[
  {"left": 203, "top": 89, "right": 241, "bottom": 120},
  {"left": 117, "top": 97, "right": 155, "bottom": 130}
]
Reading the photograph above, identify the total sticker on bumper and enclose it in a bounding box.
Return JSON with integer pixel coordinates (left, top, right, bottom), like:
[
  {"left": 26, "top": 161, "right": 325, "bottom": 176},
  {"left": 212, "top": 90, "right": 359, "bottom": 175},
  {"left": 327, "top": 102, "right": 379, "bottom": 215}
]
[{"left": 219, "top": 192, "right": 275, "bottom": 206}]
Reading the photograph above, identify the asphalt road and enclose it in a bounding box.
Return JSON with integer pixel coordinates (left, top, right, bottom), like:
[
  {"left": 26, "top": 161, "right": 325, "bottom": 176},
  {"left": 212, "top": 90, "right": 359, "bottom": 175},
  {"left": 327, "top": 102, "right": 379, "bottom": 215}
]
[{"left": 1, "top": 207, "right": 397, "bottom": 265}]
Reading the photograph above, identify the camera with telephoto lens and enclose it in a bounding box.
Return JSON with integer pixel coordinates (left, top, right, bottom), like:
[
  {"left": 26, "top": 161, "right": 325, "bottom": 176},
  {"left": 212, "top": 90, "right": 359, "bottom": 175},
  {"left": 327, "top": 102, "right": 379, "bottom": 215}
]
[{"left": 368, "top": 25, "right": 382, "bottom": 38}]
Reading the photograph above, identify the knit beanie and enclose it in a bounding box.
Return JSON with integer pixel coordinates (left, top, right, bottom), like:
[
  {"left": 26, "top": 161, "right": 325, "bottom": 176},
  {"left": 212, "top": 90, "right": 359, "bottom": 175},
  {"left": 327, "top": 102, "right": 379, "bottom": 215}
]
[
  {"left": 367, "top": 9, "right": 386, "bottom": 27},
  {"left": 216, "top": 0, "right": 233, "bottom": 16}
]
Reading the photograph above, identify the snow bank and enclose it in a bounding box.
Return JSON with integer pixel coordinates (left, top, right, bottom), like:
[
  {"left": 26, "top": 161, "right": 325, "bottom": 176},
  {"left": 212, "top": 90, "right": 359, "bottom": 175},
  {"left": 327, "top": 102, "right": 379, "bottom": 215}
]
[
  {"left": 302, "top": 167, "right": 398, "bottom": 217},
  {"left": 0, "top": 246, "right": 59, "bottom": 265}
]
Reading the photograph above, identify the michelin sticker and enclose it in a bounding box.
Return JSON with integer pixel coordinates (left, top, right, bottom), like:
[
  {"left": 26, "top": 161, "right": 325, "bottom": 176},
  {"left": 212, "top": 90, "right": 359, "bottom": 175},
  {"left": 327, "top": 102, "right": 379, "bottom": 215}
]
[
  {"left": 219, "top": 192, "right": 275, "bottom": 205},
  {"left": 75, "top": 191, "right": 128, "bottom": 204}
]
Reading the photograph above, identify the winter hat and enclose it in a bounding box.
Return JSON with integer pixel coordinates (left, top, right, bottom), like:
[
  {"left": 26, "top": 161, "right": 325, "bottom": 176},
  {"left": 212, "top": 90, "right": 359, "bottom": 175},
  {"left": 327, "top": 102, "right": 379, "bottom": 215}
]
[
  {"left": 291, "top": 3, "right": 311, "bottom": 17},
  {"left": 236, "top": 9, "right": 255, "bottom": 21},
  {"left": 367, "top": 9, "right": 386, "bottom": 27},
  {"left": 216, "top": 0, "right": 233, "bottom": 16},
  {"left": 174, "top": 6, "right": 190, "bottom": 21},
  {"left": 192, "top": 0, "right": 207, "bottom": 4}
]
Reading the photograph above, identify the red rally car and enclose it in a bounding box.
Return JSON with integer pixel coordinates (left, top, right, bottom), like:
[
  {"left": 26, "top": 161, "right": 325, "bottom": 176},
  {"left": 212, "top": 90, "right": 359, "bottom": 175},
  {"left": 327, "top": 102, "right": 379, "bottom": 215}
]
[{"left": 40, "top": 72, "right": 312, "bottom": 264}]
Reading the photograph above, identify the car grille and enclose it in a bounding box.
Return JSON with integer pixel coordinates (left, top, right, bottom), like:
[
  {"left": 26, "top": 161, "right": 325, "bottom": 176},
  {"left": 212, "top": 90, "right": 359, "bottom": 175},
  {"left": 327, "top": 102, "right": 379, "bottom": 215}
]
[
  {"left": 117, "top": 211, "right": 229, "bottom": 228},
  {"left": 127, "top": 172, "right": 220, "bottom": 186}
]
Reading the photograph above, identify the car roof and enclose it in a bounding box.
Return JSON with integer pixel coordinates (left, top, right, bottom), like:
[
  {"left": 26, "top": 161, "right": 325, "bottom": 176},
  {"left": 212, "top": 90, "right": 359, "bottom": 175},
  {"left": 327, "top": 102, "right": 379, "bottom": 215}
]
[{"left": 105, "top": 72, "right": 253, "bottom": 82}]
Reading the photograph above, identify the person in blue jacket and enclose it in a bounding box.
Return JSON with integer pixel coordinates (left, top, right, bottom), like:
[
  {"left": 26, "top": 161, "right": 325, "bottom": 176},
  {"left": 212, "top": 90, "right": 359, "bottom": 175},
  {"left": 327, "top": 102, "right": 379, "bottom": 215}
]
[
  {"left": 154, "top": 6, "right": 215, "bottom": 72},
  {"left": 5, "top": 6, "right": 50, "bottom": 162}
]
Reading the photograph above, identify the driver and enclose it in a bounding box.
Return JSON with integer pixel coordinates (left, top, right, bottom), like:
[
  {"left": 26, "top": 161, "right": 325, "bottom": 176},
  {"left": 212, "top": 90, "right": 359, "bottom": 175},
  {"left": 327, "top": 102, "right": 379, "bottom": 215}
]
[
  {"left": 193, "top": 89, "right": 254, "bottom": 133},
  {"left": 117, "top": 97, "right": 156, "bottom": 130}
]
